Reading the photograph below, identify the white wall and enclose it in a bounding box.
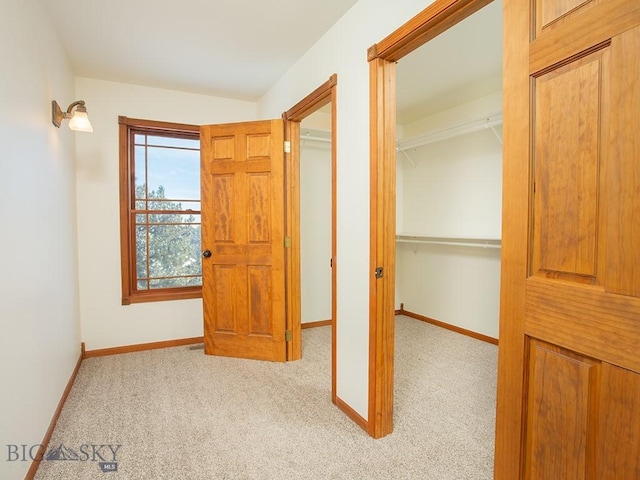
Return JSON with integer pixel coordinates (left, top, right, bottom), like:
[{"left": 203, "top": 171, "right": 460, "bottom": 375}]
[
  {"left": 0, "top": 1, "right": 80, "bottom": 478},
  {"left": 397, "top": 244, "right": 501, "bottom": 337},
  {"left": 399, "top": 130, "right": 502, "bottom": 239},
  {"left": 396, "top": 93, "right": 502, "bottom": 338},
  {"left": 300, "top": 139, "right": 332, "bottom": 323},
  {"left": 258, "top": 0, "right": 433, "bottom": 418},
  {"left": 74, "top": 78, "right": 257, "bottom": 350}
]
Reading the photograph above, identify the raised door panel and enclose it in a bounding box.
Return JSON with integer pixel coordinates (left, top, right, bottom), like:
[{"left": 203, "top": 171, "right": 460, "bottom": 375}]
[
  {"left": 247, "top": 173, "right": 271, "bottom": 244},
  {"left": 247, "top": 265, "right": 273, "bottom": 336},
  {"left": 524, "top": 340, "right": 598, "bottom": 479},
  {"left": 534, "top": 0, "right": 593, "bottom": 36},
  {"left": 597, "top": 363, "right": 640, "bottom": 479},
  {"left": 211, "top": 264, "right": 238, "bottom": 333},
  {"left": 605, "top": 25, "right": 640, "bottom": 297},
  {"left": 211, "top": 174, "right": 234, "bottom": 243},
  {"left": 532, "top": 48, "right": 607, "bottom": 284},
  {"left": 524, "top": 342, "right": 640, "bottom": 479}
]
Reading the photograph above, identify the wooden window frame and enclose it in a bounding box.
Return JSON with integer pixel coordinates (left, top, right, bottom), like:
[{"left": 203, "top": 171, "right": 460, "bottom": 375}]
[{"left": 119, "top": 116, "right": 202, "bottom": 305}]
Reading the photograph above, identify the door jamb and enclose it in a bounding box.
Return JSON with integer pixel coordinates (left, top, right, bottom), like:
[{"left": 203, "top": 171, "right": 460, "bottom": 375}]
[
  {"left": 283, "top": 74, "right": 338, "bottom": 403},
  {"left": 367, "top": 0, "right": 494, "bottom": 439}
]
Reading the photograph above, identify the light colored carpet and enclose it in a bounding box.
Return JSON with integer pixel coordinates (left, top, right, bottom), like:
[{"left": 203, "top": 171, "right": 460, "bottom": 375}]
[{"left": 34, "top": 315, "right": 497, "bottom": 479}]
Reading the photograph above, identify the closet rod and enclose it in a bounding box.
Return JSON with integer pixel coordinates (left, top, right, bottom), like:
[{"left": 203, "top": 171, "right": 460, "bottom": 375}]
[
  {"left": 396, "top": 236, "right": 501, "bottom": 249},
  {"left": 397, "top": 113, "right": 503, "bottom": 151}
]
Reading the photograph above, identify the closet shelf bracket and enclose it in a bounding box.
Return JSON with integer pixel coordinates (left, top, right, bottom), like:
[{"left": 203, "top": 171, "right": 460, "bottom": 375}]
[
  {"left": 489, "top": 125, "right": 503, "bottom": 144},
  {"left": 399, "top": 148, "right": 417, "bottom": 167}
]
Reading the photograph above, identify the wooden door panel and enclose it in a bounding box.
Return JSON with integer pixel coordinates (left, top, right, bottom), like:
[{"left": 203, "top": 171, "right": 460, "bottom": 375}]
[
  {"left": 606, "top": 25, "right": 640, "bottom": 297},
  {"left": 211, "top": 174, "right": 234, "bottom": 242},
  {"left": 532, "top": 49, "right": 606, "bottom": 281},
  {"left": 212, "top": 136, "right": 234, "bottom": 160},
  {"left": 246, "top": 133, "right": 271, "bottom": 158},
  {"left": 211, "top": 264, "right": 237, "bottom": 333},
  {"left": 247, "top": 265, "right": 273, "bottom": 335},
  {"left": 247, "top": 173, "right": 271, "bottom": 243},
  {"left": 597, "top": 364, "right": 640, "bottom": 479},
  {"left": 535, "top": 0, "right": 591, "bottom": 36},
  {"left": 201, "top": 120, "right": 286, "bottom": 362},
  {"left": 525, "top": 343, "right": 640, "bottom": 479},
  {"left": 524, "top": 340, "right": 598, "bottom": 479}
]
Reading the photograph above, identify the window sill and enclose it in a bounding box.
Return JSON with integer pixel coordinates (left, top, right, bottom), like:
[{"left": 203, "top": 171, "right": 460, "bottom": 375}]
[{"left": 122, "top": 287, "right": 202, "bottom": 305}]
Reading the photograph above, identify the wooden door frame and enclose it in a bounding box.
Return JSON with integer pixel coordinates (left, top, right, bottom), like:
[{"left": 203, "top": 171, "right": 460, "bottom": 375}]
[
  {"left": 283, "top": 74, "right": 338, "bottom": 402},
  {"left": 367, "top": 0, "right": 495, "bottom": 439},
  {"left": 493, "top": 0, "right": 527, "bottom": 476}
]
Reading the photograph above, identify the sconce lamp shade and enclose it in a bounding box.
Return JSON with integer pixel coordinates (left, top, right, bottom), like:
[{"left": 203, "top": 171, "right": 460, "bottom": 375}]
[
  {"left": 68, "top": 107, "right": 93, "bottom": 132},
  {"left": 52, "top": 100, "right": 93, "bottom": 132}
]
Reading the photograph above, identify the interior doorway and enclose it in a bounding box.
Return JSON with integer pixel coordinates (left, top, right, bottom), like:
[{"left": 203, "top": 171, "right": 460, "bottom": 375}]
[
  {"left": 395, "top": 0, "right": 502, "bottom": 340},
  {"left": 367, "top": 0, "right": 498, "bottom": 438},
  {"left": 284, "top": 75, "right": 338, "bottom": 402}
]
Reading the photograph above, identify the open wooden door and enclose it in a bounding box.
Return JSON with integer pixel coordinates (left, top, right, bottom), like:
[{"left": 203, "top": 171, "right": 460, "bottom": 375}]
[
  {"left": 495, "top": 0, "right": 640, "bottom": 478},
  {"left": 200, "top": 119, "right": 286, "bottom": 362}
]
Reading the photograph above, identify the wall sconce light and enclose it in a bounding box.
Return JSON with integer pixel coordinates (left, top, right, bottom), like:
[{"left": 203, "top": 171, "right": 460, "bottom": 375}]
[{"left": 51, "top": 100, "right": 94, "bottom": 132}]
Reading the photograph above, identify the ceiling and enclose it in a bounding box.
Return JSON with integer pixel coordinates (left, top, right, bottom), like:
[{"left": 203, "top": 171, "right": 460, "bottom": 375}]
[
  {"left": 396, "top": 0, "right": 502, "bottom": 124},
  {"left": 41, "top": 0, "right": 359, "bottom": 101},
  {"left": 42, "top": 0, "right": 501, "bottom": 122}
]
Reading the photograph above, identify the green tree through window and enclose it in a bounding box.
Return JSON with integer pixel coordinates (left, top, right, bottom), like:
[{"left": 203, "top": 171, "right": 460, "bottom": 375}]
[{"left": 135, "top": 184, "right": 202, "bottom": 290}]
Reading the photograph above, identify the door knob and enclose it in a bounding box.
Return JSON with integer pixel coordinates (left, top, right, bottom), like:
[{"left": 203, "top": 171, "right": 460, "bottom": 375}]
[{"left": 202, "top": 250, "right": 212, "bottom": 258}]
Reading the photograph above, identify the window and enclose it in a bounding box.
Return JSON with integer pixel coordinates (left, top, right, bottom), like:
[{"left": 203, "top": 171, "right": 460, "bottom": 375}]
[{"left": 119, "top": 116, "right": 202, "bottom": 304}]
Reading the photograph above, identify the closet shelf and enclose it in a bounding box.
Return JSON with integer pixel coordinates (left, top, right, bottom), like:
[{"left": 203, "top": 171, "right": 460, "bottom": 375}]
[
  {"left": 301, "top": 134, "right": 331, "bottom": 143},
  {"left": 396, "top": 234, "right": 501, "bottom": 249},
  {"left": 397, "top": 113, "right": 503, "bottom": 152},
  {"left": 301, "top": 130, "right": 331, "bottom": 144}
]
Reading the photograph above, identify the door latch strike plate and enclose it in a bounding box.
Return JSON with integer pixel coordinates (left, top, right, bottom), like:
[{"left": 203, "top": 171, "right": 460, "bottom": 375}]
[{"left": 375, "top": 267, "right": 383, "bottom": 278}]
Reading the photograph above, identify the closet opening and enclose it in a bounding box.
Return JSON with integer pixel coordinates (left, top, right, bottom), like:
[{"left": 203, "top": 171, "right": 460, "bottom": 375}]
[
  {"left": 395, "top": 0, "right": 502, "bottom": 344},
  {"left": 368, "top": 0, "right": 501, "bottom": 439}
]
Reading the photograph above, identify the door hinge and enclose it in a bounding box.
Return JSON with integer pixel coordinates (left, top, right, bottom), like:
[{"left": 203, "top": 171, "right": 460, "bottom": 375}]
[
  {"left": 284, "top": 236, "right": 291, "bottom": 248},
  {"left": 284, "top": 140, "right": 291, "bottom": 153},
  {"left": 285, "top": 329, "right": 292, "bottom": 342}
]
